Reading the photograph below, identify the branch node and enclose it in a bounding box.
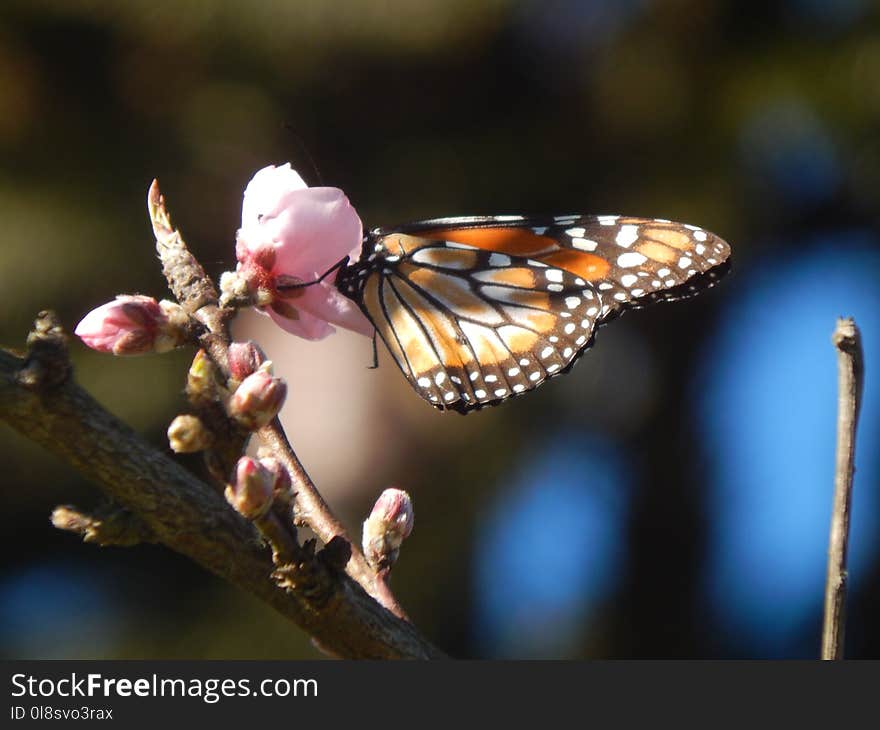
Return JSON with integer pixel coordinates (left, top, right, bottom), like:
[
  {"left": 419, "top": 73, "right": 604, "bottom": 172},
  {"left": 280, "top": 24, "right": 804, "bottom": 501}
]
[
  {"left": 19, "top": 311, "right": 72, "bottom": 391},
  {"left": 51, "top": 503, "right": 155, "bottom": 547}
]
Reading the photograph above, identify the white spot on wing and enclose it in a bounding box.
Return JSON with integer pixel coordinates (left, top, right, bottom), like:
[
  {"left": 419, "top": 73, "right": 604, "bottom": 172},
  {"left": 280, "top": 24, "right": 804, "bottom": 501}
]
[
  {"left": 572, "top": 238, "right": 598, "bottom": 252},
  {"left": 615, "top": 224, "right": 639, "bottom": 248},
  {"left": 618, "top": 251, "right": 647, "bottom": 268}
]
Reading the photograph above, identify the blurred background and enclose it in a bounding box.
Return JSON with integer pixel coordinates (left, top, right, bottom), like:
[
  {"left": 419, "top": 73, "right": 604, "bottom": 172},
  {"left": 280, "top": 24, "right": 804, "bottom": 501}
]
[{"left": 1, "top": 0, "right": 879, "bottom": 659}]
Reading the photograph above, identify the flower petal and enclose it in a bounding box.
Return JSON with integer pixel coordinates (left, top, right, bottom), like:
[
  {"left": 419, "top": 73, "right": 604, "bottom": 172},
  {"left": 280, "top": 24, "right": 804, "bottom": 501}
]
[
  {"left": 241, "top": 163, "right": 308, "bottom": 228},
  {"left": 265, "top": 304, "right": 336, "bottom": 341},
  {"left": 293, "top": 281, "right": 374, "bottom": 338},
  {"left": 255, "top": 187, "right": 363, "bottom": 280}
]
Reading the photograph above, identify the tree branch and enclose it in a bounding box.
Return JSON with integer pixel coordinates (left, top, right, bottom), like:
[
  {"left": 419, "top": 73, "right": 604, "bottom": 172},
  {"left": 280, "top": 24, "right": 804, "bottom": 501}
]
[
  {"left": 147, "top": 181, "right": 404, "bottom": 616},
  {"left": 821, "top": 317, "right": 865, "bottom": 660},
  {"left": 0, "top": 317, "right": 444, "bottom": 659}
]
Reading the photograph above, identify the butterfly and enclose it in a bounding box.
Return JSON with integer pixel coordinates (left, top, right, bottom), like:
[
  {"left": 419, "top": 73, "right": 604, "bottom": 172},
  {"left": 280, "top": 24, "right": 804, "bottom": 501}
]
[{"left": 334, "top": 215, "right": 730, "bottom": 414}]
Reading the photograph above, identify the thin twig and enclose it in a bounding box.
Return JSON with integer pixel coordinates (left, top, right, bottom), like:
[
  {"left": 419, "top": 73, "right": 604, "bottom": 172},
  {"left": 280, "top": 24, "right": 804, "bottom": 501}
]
[
  {"left": 258, "top": 421, "right": 407, "bottom": 618},
  {"left": 821, "top": 317, "right": 864, "bottom": 660}
]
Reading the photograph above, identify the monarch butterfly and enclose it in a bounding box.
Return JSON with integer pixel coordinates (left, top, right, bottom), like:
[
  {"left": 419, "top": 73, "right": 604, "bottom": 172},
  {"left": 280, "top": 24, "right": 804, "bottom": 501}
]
[{"left": 333, "top": 214, "right": 730, "bottom": 414}]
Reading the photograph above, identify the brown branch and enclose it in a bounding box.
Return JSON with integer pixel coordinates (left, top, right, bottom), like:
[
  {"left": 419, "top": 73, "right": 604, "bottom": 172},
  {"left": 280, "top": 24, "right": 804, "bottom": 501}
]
[
  {"left": 821, "top": 317, "right": 865, "bottom": 660},
  {"left": 0, "top": 316, "right": 444, "bottom": 659},
  {"left": 147, "top": 180, "right": 405, "bottom": 616}
]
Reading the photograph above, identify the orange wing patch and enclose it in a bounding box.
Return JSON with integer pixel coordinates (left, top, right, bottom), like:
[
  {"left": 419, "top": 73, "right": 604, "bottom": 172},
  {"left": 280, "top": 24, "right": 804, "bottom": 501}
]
[
  {"left": 417, "top": 226, "right": 558, "bottom": 257},
  {"left": 537, "top": 249, "right": 611, "bottom": 281},
  {"left": 643, "top": 227, "right": 692, "bottom": 251},
  {"left": 635, "top": 240, "right": 678, "bottom": 264}
]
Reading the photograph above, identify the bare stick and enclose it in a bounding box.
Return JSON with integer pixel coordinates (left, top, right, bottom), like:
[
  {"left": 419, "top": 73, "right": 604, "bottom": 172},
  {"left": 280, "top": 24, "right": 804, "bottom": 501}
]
[{"left": 821, "top": 317, "right": 864, "bottom": 660}]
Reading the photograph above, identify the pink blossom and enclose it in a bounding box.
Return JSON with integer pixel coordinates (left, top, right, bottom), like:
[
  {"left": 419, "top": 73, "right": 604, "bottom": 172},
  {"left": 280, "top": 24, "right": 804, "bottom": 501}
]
[
  {"left": 235, "top": 163, "right": 373, "bottom": 340},
  {"left": 74, "top": 295, "right": 186, "bottom": 355}
]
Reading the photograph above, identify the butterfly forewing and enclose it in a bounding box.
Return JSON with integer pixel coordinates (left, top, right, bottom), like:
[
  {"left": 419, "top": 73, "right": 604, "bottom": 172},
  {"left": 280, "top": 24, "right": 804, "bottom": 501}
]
[{"left": 336, "top": 215, "right": 731, "bottom": 413}]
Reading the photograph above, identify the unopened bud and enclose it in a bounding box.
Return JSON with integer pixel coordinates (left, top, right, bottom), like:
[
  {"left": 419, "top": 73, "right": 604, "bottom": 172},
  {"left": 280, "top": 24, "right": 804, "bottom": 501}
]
[
  {"left": 186, "top": 349, "right": 221, "bottom": 404},
  {"left": 228, "top": 363, "right": 286, "bottom": 429},
  {"left": 362, "top": 488, "right": 414, "bottom": 571},
  {"left": 259, "top": 456, "right": 292, "bottom": 497},
  {"left": 227, "top": 340, "right": 267, "bottom": 382},
  {"left": 74, "top": 295, "right": 189, "bottom": 356},
  {"left": 224, "top": 456, "right": 274, "bottom": 519},
  {"left": 167, "top": 414, "right": 213, "bottom": 453}
]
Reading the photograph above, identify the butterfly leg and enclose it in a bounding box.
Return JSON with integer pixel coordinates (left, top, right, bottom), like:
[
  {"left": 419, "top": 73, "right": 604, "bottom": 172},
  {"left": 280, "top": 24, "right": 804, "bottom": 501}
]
[{"left": 368, "top": 329, "right": 379, "bottom": 369}]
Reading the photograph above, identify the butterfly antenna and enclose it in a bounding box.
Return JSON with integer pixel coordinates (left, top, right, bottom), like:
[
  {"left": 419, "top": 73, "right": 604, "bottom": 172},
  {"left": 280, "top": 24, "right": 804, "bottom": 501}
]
[{"left": 281, "top": 123, "right": 323, "bottom": 186}]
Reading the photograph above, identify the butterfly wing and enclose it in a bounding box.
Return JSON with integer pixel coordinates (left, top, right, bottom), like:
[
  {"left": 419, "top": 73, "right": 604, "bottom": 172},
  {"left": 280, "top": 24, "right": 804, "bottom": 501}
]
[
  {"left": 337, "top": 215, "right": 731, "bottom": 413},
  {"left": 391, "top": 215, "right": 730, "bottom": 314}
]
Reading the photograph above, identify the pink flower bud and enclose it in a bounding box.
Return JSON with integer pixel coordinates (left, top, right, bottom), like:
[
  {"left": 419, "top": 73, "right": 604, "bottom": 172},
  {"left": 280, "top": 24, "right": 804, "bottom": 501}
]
[
  {"left": 225, "top": 457, "right": 274, "bottom": 519},
  {"left": 75, "top": 295, "right": 188, "bottom": 356},
  {"left": 362, "top": 488, "right": 414, "bottom": 571},
  {"left": 227, "top": 340, "right": 267, "bottom": 382},
  {"left": 232, "top": 163, "right": 374, "bottom": 341},
  {"left": 228, "top": 364, "right": 287, "bottom": 429},
  {"left": 259, "top": 456, "right": 292, "bottom": 497}
]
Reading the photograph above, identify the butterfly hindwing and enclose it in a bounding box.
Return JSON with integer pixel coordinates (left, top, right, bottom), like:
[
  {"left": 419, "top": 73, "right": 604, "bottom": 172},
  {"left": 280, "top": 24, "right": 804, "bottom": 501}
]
[
  {"left": 336, "top": 215, "right": 731, "bottom": 413},
  {"left": 350, "top": 239, "right": 604, "bottom": 412}
]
